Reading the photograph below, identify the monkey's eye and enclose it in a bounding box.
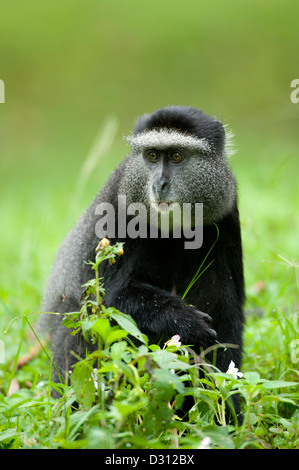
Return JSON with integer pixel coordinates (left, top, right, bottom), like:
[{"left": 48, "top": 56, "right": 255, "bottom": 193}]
[
  {"left": 146, "top": 151, "right": 159, "bottom": 162},
  {"left": 170, "top": 151, "right": 184, "bottom": 163}
]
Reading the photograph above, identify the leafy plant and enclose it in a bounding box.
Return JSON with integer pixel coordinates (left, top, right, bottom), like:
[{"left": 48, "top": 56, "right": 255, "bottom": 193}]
[
  {"left": 58, "top": 238, "right": 197, "bottom": 447},
  {"left": 1, "top": 240, "right": 298, "bottom": 449}
]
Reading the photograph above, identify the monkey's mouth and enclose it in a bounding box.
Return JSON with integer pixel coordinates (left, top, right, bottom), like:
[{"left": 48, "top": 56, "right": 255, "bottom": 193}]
[
  {"left": 156, "top": 200, "right": 173, "bottom": 205},
  {"left": 151, "top": 201, "right": 178, "bottom": 212}
]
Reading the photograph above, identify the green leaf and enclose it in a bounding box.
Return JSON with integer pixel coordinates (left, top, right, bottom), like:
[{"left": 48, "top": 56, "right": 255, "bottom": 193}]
[
  {"left": 110, "top": 341, "right": 128, "bottom": 361},
  {"left": 135, "top": 344, "right": 149, "bottom": 357},
  {"left": 62, "top": 312, "right": 80, "bottom": 330},
  {"left": 87, "top": 428, "right": 115, "bottom": 449},
  {"left": 116, "top": 362, "right": 140, "bottom": 387},
  {"left": 109, "top": 310, "right": 147, "bottom": 344},
  {"left": 201, "top": 424, "right": 235, "bottom": 449},
  {"left": 262, "top": 380, "right": 298, "bottom": 389},
  {"left": 113, "top": 396, "right": 148, "bottom": 417},
  {"left": 90, "top": 317, "right": 111, "bottom": 342},
  {"left": 106, "top": 327, "right": 128, "bottom": 345},
  {"left": 244, "top": 371, "right": 261, "bottom": 384},
  {"left": 153, "top": 368, "right": 185, "bottom": 395},
  {"left": 71, "top": 360, "right": 96, "bottom": 409},
  {"left": 0, "top": 429, "right": 20, "bottom": 443},
  {"left": 150, "top": 349, "right": 192, "bottom": 370}
]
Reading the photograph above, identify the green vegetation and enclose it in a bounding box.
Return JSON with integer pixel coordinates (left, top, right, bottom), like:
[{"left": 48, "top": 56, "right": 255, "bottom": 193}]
[
  {"left": 0, "top": 237, "right": 298, "bottom": 449},
  {"left": 0, "top": 0, "right": 298, "bottom": 449}
]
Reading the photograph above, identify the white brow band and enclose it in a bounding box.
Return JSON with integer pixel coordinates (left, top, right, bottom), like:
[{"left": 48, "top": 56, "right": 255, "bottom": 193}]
[{"left": 124, "top": 129, "right": 212, "bottom": 152}]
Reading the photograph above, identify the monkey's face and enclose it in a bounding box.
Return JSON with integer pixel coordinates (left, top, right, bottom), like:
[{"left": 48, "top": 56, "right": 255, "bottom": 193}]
[
  {"left": 122, "top": 148, "right": 236, "bottom": 227},
  {"left": 123, "top": 125, "right": 237, "bottom": 227}
]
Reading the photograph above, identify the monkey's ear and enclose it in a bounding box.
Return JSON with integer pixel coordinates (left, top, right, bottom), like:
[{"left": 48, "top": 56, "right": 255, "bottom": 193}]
[{"left": 212, "top": 120, "right": 235, "bottom": 158}]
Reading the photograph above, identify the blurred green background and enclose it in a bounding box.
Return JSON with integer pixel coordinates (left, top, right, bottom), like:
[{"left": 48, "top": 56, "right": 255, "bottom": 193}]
[{"left": 0, "top": 0, "right": 298, "bottom": 332}]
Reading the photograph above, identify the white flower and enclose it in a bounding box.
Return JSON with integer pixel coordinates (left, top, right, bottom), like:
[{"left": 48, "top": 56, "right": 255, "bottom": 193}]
[
  {"left": 165, "top": 334, "right": 181, "bottom": 348},
  {"left": 198, "top": 437, "right": 211, "bottom": 449},
  {"left": 226, "top": 360, "right": 243, "bottom": 379},
  {"left": 92, "top": 368, "right": 105, "bottom": 391}
]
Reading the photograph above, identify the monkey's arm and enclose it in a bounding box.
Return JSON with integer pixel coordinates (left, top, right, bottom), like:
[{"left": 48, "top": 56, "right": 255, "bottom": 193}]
[{"left": 104, "top": 280, "right": 217, "bottom": 349}]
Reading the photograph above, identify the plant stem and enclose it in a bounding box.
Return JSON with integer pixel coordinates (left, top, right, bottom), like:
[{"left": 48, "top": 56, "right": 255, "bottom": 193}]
[{"left": 182, "top": 223, "right": 219, "bottom": 299}]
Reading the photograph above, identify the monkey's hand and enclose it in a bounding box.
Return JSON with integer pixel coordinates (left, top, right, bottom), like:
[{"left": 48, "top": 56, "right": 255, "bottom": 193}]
[
  {"left": 178, "top": 304, "right": 217, "bottom": 348},
  {"left": 106, "top": 281, "right": 217, "bottom": 350},
  {"left": 164, "top": 304, "right": 217, "bottom": 350}
]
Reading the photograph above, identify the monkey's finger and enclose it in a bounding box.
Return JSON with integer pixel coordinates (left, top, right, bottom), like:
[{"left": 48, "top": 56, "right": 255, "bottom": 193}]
[
  {"left": 195, "top": 310, "right": 212, "bottom": 323},
  {"left": 209, "top": 328, "right": 217, "bottom": 339}
]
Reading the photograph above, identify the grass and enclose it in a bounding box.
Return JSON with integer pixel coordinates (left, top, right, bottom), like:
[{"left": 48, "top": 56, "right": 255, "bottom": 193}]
[{"left": 0, "top": 130, "right": 298, "bottom": 449}]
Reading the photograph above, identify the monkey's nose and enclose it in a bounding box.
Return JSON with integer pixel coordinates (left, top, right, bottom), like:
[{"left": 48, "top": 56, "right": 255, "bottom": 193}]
[{"left": 153, "top": 179, "right": 170, "bottom": 200}]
